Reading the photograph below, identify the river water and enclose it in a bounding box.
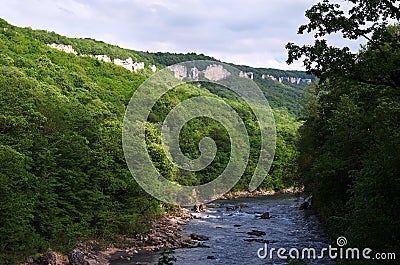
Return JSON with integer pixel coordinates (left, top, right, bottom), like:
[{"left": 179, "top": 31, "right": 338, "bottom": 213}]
[{"left": 112, "top": 194, "right": 333, "bottom": 265}]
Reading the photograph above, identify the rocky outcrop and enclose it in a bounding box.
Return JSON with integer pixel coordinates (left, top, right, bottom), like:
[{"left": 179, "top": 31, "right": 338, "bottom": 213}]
[
  {"left": 239, "top": 71, "right": 253, "bottom": 80},
  {"left": 261, "top": 74, "right": 312, "bottom": 84},
  {"left": 191, "top": 67, "right": 199, "bottom": 80},
  {"left": 114, "top": 58, "right": 144, "bottom": 72},
  {"left": 204, "top": 64, "right": 230, "bottom": 81},
  {"left": 262, "top": 74, "right": 276, "bottom": 81},
  {"left": 47, "top": 43, "right": 77, "bottom": 55},
  {"left": 47, "top": 44, "right": 146, "bottom": 72},
  {"left": 168, "top": 64, "right": 231, "bottom": 82},
  {"left": 168, "top": 64, "right": 187, "bottom": 80},
  {"left": 95, "top": 55, "right": 112, "bottom": 63}
]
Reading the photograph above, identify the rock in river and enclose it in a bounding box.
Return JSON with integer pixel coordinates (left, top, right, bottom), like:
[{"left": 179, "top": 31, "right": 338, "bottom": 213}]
[
  {"left": 190, "top": 233, "right": 209, "bottom": 241},
  {"left": 260, "top": 212, "right": 270, "bottom": 219}
]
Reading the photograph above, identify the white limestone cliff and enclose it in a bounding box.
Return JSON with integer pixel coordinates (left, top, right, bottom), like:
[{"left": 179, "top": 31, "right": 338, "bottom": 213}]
[
  {"left": 168, "top": 65, "right": 187, "bottom": 80},
  {"left": 47, "top": 43, "right": 77, "bottom": 55},
  {"left": 47, "top": 43, "right": 146, "bottom": 72},
  {"left": 204, "top": 64, "right": 230, "bottom": 81},
  {"left": 239, "top": 71, "right": 254, "bottom": 80},
  {"left": 95, "top": 55, "right": 112, "bottom": 63}
]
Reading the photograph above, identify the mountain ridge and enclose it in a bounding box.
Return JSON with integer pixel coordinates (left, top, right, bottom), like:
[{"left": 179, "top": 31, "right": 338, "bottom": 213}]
[{"left": 0, "top": 17, "right": 314, "bottom": 115}]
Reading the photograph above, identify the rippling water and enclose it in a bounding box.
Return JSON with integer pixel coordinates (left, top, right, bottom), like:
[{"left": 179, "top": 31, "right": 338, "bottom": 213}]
[{"left": 112, "top": 194, "right": 333, "bottom": 265}]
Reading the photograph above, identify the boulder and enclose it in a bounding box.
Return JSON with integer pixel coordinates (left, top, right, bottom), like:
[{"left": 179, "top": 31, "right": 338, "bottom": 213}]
[
  {"left": 190, "top": 233, "right": 209, "bottom": 241},
  {"left": 192, "top": 203, "right": 206, "bottom": 212},
  {"left": 196, "top": 242, "right": 210, "bottom": 248},
  {"left": 68, "top": 249, "right": 90, "bottom": 265},
  {"left": 260, "top": 212, "right": 270, "bottom": 219},
  {"left": 300, "top": 195, "right": 313, "bottom": 210}
]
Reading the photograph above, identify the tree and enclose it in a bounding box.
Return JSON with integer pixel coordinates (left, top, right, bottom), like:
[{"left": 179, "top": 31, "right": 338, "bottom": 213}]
[
  {"left": 287, "top": 0, "right": 400, "bottom": 257},
  {"left": 287, "top": 0, "right": 400, "bottom": 86}
]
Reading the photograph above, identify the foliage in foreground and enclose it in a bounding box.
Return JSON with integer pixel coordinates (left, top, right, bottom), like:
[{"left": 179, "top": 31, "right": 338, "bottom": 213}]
[{"left": 288, "top": 0, "right": 400, "bottom": 263}]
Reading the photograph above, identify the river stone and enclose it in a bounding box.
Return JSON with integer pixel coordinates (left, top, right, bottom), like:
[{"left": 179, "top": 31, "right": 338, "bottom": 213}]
[
  {"left": 190, "top": 233, "right": 209, "bottom": 241},
  {"left": 196, "top": 242, "right": 210, "bottom": 248},
  {"left": 260, "top": 212, "right": 270, "bottom": 219},
  {"left": 192, "top": 203, "right": 206, "bottom": 212}
]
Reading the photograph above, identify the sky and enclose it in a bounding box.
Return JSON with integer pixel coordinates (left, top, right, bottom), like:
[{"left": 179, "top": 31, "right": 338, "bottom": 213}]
[{"left": 0, "top": 0, "right": 364, "bottom": 70}]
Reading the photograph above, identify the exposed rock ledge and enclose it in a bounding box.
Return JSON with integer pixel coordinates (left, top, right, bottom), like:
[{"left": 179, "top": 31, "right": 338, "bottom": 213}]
[{"left": 25, "top": 209, "right": 195, "bottom": 265}]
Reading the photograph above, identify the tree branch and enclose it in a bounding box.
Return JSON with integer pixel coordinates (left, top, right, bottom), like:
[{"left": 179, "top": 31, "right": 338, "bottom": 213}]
[{"left": 381, "top": 0, "right": 400, "bottom": 19}]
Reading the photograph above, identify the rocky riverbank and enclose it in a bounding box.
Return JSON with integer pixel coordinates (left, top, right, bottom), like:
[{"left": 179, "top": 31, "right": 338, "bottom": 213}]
[
  {"left": 218, "top": 187, "right": 303, "bottom": 200},
  {"left": 109, "top": 193, "right": 329, "bottom": 265},
  {"left": 24, "top": 189, "right": 304, "bottom": 265},
  {"left": 24, "top": 209, "right": 195, "bottom": 265}
]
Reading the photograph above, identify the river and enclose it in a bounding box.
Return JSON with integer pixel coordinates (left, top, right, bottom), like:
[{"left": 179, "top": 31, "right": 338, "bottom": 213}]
[{"left": 111, "top": 194, "right": 333, "bottom": 265}]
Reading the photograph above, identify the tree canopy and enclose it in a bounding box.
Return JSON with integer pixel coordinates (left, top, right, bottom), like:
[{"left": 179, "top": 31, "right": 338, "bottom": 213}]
[{"left": 287, "top": 0, "right": 400, "bottom": 261}]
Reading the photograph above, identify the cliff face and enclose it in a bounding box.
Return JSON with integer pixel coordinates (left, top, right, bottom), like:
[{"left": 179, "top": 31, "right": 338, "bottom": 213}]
[
  {"left": 47, "top": 43, "right": 77, "bottom": 55},
  {"left": 204, "top": 64, "right": 231, "bottom": 81},
  {"left": 239, "top": 71, "right": 253, "bottom": 79},
  {"left": 47, "top": 43, "right": 156, "bottom": 72},
  {"left": 262, "top": 74, "right": 311, "bottom": 84},
  {"left": 168, "top": 64, "right": 187, "bottom": 80},
  {"left": 168, "top": 64, "right": 231, "bottom": 82}
]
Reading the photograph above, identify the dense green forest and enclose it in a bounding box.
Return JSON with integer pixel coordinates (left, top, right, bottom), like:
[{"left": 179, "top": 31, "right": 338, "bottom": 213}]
[
  {"left": 287, "top": 0, "right": 400, "bottom": 264},
  {"left": 0, "top": 18, "right": 303, "bottom": 263}
]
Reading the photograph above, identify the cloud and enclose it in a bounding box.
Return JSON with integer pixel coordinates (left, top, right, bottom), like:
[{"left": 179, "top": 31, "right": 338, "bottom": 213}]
[{"left": 0, "top": 0, "right": 336, "bottom": 70}]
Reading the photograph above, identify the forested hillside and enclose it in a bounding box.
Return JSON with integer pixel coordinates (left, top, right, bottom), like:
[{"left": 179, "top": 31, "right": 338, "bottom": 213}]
[
  {"left": 0, "top": 18, "right": 302, "bottom": 263},
  {"left": 137, "top": 51, "right": 314, "bottom": 115},
  {"left": 17, "top": 24, "right": 313, "bottom": 116}
]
